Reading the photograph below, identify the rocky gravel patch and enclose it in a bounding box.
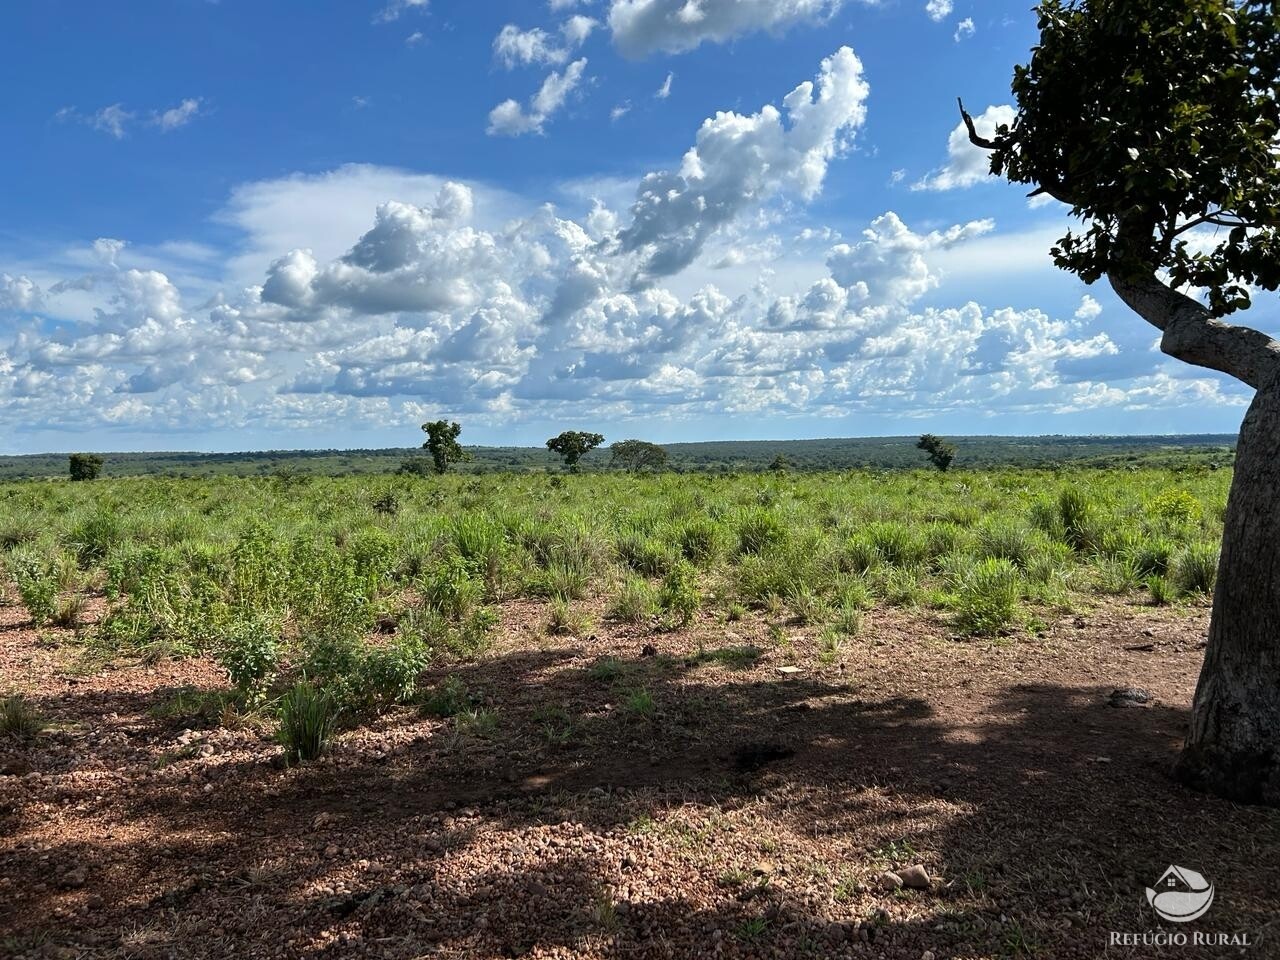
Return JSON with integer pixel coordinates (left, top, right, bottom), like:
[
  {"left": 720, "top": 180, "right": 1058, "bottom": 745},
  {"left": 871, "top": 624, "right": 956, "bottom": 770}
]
[{"left": 2, "top": 597, "right": 1278, "bottom": 959}]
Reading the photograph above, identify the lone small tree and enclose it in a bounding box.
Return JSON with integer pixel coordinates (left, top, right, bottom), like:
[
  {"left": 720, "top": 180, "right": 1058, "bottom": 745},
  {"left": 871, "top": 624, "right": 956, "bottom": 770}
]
[
  {"left": 968, "top": 0, "right": 1280, "bottom": 803},
  {"left": 610, "top": 439, "right": 669, "bottom": 472},
  {"left": 68, "top": 453, "right": 103, "bottom": 481},
  {"left": 546, "top": 431, "right": 604, "bottom": 473},
  {"left": 916, "top": 434, "right": 956, "bottom": 472},
  {"left": 421, "top": 420, "right": 471, "bottom": 475}
]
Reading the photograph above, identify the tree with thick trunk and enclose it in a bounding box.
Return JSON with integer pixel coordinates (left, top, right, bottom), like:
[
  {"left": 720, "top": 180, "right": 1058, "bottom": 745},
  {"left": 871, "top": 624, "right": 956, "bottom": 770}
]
[{"left": 968, "top": 0, "right": 1280, "bottom": 804}]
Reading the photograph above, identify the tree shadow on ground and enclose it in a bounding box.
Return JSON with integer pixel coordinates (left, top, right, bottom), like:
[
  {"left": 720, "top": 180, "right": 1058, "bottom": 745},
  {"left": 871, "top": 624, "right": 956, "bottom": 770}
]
[{"left": 3, "top": 641, "right": 1279, "bottom": 959}]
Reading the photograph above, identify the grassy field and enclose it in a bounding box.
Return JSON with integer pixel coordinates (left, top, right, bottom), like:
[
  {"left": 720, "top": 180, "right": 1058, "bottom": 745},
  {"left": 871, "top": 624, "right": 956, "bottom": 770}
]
[
  {"left": 0, "top": 465, "right": 1227, "bottom": 725},
  {"left": 7, "top": 464, "right": 1280, "bottom": 960}
]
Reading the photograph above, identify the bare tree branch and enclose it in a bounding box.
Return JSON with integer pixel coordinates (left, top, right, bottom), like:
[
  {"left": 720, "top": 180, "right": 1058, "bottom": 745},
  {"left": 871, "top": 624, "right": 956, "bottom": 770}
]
[{"left": 957, "top": 98, "right": 997, "bottom": 150}]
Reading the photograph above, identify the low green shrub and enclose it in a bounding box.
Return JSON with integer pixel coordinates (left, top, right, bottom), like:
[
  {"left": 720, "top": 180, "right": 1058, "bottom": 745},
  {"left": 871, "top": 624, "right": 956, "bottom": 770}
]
[
  {"left": 1147, "top": 575, "right": 1175, "bottom": 606},
  {"left": 12, "top": 554, "right": 59, "bottom": 626},
  {"left": 1173, "top": 542, "right": 1219, "bottom": 596},
  {"left": 672, "top": 518, "right": 725, "bottom": 565},
  {"left": 659, "top": 560, "right": 701, "bottom": 626},
  {"left": 735, "top": 509, "right": 787, "bottom": 555},
  {"left": 615, "top": 532, "right": 679, "bottom": 577},
  {"left": 954, "top": 558, "right": 1022, "bottom": 636},
  {"left": 420, "top": 675, "right": 471, "bottom": 718},
  {"left": 420, "top": 556, "right": 484, "bottom": 620},
  {"left": 608, "top": 576, "right": 659, "bottom": 623},
  {"left": 217, "top": 618, "right": 280, "bottom": 705},
  {"left": 354, "top": 639, "right": 429, "bottom": 711},
  {"left": 866, "top": 522, "right": 928, "bottom": 568},
  {"left": 277, "top": 683, "right": 338, "bottom": 764},
  {"left": 0, "top": 695, "right": 45, "bottom": 741}
]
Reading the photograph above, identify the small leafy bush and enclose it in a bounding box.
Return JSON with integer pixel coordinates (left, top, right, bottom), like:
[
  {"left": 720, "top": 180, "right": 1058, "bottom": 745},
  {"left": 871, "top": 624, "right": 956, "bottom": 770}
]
[
  {"left": 659, "top": 560, "right": 701, "bottom": 626},
  {"left": 421, "top": 556, "right": 484, "bottom": 620},
  {"left": 355, "top": 639, "right": 429, "bottom": 711},
  {"left": 12, "top": 554, "right": 59, "bottom": 626},
  {"left": 420, "top": 675, "right": 471, "bottom": 718},
  {"left": 218, "top": 619, "right": 280, "bottom": 705},
  {"left": 1147, "top": 490, "right": 1203, "bottom": 524}
]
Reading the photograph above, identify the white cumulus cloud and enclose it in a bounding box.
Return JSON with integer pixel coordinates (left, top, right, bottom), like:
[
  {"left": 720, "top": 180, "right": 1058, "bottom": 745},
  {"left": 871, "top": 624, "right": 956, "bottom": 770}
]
[
  {"left": 925, "top": 0, "right": 952, "bottom": 22},
  {"left": 617, "top": 46, "right": 870, "bottom": 280},
  {"left": 608, "top": 0, "right": 853, "bottom": 58},
  {"left": 488, "top": 58, "right": 589, "bottom": 136}
]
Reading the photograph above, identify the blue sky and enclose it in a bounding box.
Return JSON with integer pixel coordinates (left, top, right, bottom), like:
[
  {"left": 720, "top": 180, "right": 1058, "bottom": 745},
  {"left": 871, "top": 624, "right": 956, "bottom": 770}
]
[{"left": 0, "top": 0, "right": 1257, "bottom": 454}]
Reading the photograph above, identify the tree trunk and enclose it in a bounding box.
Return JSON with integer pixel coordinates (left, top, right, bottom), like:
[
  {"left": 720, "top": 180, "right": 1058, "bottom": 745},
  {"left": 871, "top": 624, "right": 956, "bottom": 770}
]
[
  {"left": 1174, "top": 383, "right": 1280, "bottom": 806},
  {"left": 1106, "top": 271, "right": 1280, "bottom": 805}
]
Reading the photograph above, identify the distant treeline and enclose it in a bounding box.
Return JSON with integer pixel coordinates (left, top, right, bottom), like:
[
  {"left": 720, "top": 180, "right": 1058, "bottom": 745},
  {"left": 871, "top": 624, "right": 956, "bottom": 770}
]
[{"left": 0, "top": 435, "right": 1237, "bottom": 481}]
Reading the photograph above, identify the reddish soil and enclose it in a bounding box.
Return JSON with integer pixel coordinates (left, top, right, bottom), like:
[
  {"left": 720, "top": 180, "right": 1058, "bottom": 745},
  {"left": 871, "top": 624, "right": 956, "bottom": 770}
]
[{"left": 2, "top": 596, "right": 1278, "bottom": 959}]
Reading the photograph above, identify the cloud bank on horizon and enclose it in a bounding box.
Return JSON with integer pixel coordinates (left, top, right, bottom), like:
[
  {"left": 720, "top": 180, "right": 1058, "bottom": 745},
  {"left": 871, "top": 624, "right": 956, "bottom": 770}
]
[{"left": 0, "top": 0, "right": 1258, "bottom": 451}]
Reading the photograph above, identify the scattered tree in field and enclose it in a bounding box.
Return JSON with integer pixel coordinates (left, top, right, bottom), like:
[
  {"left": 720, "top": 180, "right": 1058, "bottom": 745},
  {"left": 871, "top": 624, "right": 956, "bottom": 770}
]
[
  {"left": 768, "top": 454, "right": 791, "bottom": 473},
  {"left": 421, "top": 421, "right": 471, "bottom": 474},
  {"left": 546, "top": 431, "right": 604, "bottom": 473},
  {"left": 917, "top": 434, "right": 956, "bottom": 472},
  {"left": 611, "top": 439, "right": 668, "bottom": 472},
  {"left": 68, "top": 453, "right": 103, "bottom": 481},
  {"left": 966, "top": 0, "right": 1280, "bottom": 803},
  {"left": 398, "top": 457, "right": 435, "bottom": 477}
]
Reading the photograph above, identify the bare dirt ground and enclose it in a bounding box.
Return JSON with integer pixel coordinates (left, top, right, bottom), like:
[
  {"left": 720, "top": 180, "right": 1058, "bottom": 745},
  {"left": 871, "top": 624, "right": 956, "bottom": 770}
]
[{"left": 2, "top": 596, "right": 1278, "bottom": 959}]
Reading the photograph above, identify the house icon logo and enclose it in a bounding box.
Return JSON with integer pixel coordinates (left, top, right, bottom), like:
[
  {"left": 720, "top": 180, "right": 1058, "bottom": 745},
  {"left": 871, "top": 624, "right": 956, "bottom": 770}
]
[{"left": 1146, "top": 865, "right": 1215, "bottom": 923}]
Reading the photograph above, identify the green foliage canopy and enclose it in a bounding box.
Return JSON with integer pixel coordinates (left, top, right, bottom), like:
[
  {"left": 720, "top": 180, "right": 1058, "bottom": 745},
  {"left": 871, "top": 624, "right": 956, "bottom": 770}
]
[
  {"left": 610, "top": 439, "right": 668, "bottom": 472},
  {"left": 917, "top": 435, "right": 957, "bottom": 472},
  {"left": 968, "top": 0, "right": 1280, "bottom": 317},
  {"left": 546, "top": 431, "right": 605, "bottom": 471},
  {"left": 421, "top": 421, "right": 471, "bottom": 474},
  {"left": 68, "top": 453, "right": 103, "bottom": 482}
]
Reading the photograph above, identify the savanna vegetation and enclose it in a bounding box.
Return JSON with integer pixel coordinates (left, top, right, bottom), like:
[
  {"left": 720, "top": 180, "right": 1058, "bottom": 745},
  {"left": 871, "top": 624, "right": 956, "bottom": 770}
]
[
  {"left": 0, "top": 434, "right": 1236, "bottom": 481},
  {"left": 0, "top": 465, "right": 1227, "bottom": 752}
]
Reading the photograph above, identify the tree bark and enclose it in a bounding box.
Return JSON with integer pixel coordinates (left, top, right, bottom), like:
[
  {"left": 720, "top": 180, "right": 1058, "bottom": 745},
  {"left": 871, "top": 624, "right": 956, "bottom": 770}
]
[
  {"left": 1109, "top": 271, "right": 1280, "bottom": 805},
  {"left": 1173, "top": 382, "right": 1280, "bottom": 805}
]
